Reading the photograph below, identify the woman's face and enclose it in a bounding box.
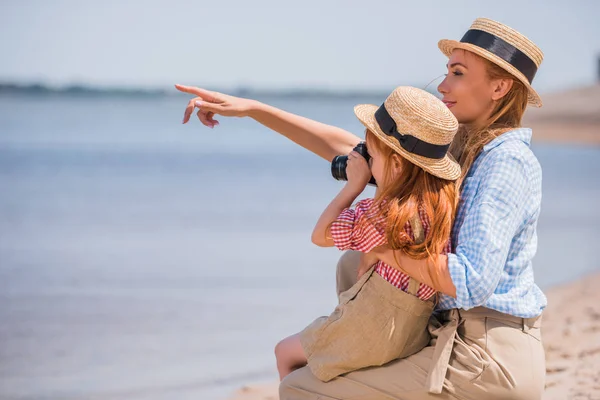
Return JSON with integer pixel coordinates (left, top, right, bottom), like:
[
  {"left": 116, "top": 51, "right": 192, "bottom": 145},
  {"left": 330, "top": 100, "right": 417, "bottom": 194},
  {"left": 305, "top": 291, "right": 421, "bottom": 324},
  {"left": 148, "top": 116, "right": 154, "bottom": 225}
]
[{"left": 437, "top": 49, "right": 497, "bottom": 125}]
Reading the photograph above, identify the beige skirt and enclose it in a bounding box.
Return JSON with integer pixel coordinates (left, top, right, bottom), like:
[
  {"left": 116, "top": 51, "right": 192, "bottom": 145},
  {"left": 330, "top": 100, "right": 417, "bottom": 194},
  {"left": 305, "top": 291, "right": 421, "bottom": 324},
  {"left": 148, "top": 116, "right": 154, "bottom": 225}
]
[{"left": 299, "top": 266, "right": 434, "bottom": 382}]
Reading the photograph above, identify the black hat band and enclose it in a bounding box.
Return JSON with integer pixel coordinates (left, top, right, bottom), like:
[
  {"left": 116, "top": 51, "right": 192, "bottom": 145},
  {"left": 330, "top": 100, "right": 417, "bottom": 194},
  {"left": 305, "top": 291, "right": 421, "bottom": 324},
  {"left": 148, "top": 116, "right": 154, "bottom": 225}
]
[
  {"left": 374, "top": 104, "right": 450, "bottom": 160},
  {"left": 460, "top": 29, "right": 538, "bottom": 83}
]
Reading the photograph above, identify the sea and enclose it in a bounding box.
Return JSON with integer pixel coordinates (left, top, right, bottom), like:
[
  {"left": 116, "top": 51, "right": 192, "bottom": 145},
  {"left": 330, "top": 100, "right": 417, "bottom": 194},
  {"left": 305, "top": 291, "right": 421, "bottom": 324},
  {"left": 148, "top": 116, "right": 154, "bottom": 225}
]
[{"left": 0, "top": 93, "right": 599, "bottom": 399}]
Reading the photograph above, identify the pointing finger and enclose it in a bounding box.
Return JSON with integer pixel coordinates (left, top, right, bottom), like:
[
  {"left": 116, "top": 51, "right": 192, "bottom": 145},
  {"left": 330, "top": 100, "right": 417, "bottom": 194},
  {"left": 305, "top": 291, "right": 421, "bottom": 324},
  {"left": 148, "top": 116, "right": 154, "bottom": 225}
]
[{"left": 175, "top": 84, "right": 221, "bottom": 103}]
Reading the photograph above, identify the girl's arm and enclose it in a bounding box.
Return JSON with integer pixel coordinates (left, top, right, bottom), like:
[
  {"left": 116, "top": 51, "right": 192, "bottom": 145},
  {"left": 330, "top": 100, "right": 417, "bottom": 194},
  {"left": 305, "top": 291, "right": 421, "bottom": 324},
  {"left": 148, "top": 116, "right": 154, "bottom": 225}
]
[
  {"left": 312, "top": 151, "right": 371, "bottom": 247},
  {"left": 311, "top": 151, "right": 372, "bottom": 247},
  {"left": 175, "top": 85, "right": 362, "bottom": 162},
  {"left": 311, "top": 185, "right": 363, "bottom": 247}
]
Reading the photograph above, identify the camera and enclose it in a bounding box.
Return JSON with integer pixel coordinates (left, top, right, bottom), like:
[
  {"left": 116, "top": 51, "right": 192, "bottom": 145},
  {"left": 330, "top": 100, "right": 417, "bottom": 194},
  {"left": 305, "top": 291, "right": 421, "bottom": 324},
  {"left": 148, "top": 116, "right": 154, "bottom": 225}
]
[{"left": 331, "top": 142, "right": 377, "bottom": 186}]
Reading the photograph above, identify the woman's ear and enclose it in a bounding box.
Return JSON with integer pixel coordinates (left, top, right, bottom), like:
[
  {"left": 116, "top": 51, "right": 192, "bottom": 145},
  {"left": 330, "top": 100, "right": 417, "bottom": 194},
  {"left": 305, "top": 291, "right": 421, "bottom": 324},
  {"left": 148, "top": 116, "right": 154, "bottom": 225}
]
[{"left": 491, "top": 78, "right": 514, "bottom": 101}]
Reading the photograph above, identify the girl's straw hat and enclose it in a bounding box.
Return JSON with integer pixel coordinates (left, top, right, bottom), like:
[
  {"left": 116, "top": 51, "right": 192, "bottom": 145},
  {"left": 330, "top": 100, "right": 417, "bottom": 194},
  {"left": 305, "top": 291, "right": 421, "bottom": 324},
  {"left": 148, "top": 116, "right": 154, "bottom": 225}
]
[
  {"left": 354, "top": 86, "right": 460, "bottom": 181},
  {"left": 438, "top": 17, "right": 544, "bottom": 107}
]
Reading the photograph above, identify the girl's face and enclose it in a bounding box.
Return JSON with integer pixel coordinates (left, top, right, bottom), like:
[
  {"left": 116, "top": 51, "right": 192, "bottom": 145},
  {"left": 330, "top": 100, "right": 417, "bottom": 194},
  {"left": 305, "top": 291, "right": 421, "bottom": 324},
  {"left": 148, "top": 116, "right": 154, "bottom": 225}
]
[
  {"left": 365, "top": 132, "right": 403, "bottom": 188},
  {"left": 367, "top": 137, "right": 386, "bottom": 185},
  {"left": 437, "top": 49, "right": 498, "bottom": 126}
]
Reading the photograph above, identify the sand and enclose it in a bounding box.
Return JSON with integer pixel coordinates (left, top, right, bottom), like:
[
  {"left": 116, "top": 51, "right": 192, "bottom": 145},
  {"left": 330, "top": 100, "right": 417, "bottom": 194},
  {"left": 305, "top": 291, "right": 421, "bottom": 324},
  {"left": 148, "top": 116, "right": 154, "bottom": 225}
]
[
  {"left": 524, "top": 84, "right": 600, "bottom": 145},
  {"left": 541, "top": 272, "right": 600, "bottom": 399},
  {"left": 227, "top": 272, "right": 600, "bottom": 400}
]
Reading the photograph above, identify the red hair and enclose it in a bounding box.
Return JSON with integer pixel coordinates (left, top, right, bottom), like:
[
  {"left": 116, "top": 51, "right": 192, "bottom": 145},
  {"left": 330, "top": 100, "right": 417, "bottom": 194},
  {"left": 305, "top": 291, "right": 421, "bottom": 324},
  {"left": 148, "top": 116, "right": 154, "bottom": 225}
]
[{"left": 366, "top": 130, "right": 459, "bottom": 286}]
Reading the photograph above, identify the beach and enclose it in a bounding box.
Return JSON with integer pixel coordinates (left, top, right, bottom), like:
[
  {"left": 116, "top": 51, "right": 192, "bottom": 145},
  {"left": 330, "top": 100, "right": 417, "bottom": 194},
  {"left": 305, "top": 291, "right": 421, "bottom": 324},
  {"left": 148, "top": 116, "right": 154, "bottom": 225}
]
[
  {"left": 0, "top": 87, "right": 598, "bottom": 399},
  {"left": 228, "top": 272, "right": 600, "bottom": 400},
  {"left": 543, "top": 273, "right": 600, "bottom": 399},
  {"left": 1, "top": 0, "right": 599, "bottom": 397},
  {"left": 523, "top": 84, "right": 600, "bottom": 145}
]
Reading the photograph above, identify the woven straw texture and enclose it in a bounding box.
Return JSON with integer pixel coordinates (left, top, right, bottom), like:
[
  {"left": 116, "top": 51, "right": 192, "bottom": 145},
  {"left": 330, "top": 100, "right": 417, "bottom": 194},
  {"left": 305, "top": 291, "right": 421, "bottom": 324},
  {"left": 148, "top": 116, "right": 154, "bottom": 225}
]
[
  {"left": 354, "top": 86, "right": 460, "bottom": 181},
  {"left": 438, "top": 17, "right": 544, "bottom": 107}
]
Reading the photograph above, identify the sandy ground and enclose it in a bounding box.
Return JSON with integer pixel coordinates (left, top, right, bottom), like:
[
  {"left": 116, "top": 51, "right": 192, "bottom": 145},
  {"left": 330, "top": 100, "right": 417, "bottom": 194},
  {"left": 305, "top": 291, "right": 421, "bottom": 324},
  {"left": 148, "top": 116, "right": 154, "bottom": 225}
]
[
  {"left": 541, "top": 272, "right": 600, "bottom": 399},
  {"left": 524, "top": 84, "right": 600, "bottom": 145},
  {"left": 227, "top": 272, "right": 600, "bottom": 400}
]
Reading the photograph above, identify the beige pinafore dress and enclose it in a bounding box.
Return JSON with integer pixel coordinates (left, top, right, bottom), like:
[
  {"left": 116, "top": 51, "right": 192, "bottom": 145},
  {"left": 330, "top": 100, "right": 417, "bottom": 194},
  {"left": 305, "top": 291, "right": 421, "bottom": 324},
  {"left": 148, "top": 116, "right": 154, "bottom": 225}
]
[{"left": 299, "top": 214, "right": 436, "bottom": 382}]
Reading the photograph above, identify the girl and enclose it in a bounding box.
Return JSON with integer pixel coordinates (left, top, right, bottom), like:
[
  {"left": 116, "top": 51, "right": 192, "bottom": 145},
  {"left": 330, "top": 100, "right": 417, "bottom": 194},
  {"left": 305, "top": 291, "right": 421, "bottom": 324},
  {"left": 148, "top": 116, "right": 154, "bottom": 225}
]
[
  {"left": 176, "top": 17, "right": 548, "bottom": 399},
  {"left": 274, "top": 86, "right": 460, "bottom": 381}
]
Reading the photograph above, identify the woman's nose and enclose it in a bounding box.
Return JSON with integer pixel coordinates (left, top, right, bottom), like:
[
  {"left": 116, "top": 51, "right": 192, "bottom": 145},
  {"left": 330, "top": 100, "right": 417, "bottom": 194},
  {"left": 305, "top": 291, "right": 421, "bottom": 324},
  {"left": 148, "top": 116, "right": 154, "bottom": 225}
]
[{"left": 437, "top": 76, "right": 449, "bottom": 95}]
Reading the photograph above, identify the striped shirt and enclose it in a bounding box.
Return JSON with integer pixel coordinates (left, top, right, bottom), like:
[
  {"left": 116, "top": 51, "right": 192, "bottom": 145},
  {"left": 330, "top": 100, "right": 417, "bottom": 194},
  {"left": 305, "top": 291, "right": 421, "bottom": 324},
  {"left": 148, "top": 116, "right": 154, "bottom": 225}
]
[
  {"left": 437, "top": 128, "right": 547, "bottom": 318},
  {"left": 330, "top": 198, "right": 451, "bottom": 301}
]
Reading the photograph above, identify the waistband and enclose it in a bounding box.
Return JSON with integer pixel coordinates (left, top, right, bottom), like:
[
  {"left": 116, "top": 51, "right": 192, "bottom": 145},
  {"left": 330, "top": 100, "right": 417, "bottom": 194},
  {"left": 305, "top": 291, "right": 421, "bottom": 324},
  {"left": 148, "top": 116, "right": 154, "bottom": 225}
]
[
  {"left": 457, "top": 307, "right": 542, "bottom": 330},
  {"left": 425, "top": 307, "right": 542, "bottom": 394}
]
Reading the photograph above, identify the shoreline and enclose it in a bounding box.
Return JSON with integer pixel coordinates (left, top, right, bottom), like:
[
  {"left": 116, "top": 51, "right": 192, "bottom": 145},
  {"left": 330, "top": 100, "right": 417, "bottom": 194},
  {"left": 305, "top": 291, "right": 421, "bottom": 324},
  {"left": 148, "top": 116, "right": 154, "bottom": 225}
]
[{"left": 227, "top": 271, "right": 600, "bottom": 400}]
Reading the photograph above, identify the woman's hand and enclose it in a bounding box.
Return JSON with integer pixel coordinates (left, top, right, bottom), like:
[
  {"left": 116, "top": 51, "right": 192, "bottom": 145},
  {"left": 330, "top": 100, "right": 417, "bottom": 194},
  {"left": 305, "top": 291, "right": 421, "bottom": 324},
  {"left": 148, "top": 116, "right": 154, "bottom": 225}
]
[
  {"left": 345, "top": 151, "right": 371, "bottom": 193},
  {"left": 174, "top": 84, "right": 361, "bottom": 161},
  {"left": 175, "top": 84, "right": 257, "bottom": 128},
  {"left": 372, "top": 245, "right": 457, "bottom": 297}
]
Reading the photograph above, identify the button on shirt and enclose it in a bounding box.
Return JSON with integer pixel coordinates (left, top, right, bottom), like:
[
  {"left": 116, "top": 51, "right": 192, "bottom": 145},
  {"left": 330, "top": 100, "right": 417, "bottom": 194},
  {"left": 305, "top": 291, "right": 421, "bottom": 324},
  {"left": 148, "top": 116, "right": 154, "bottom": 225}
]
[{"left": 437, "top": 128, "right": 547, "bottom": 318}]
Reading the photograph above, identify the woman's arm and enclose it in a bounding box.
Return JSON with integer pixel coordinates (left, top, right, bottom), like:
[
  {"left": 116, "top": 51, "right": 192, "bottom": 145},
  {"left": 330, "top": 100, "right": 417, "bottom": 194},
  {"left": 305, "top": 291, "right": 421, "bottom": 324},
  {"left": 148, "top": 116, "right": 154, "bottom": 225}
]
[
  {"left": 250, "top": 102, "right": 362, "bottom": 162},
  {"left": 375, "top": 150, "right": 531, "bottom": 302},
  {"left": 175, "top": 84, "right": 362, "bottom": 161},
  {"left": 373, "top": 249, "right": 457, "bottom": 297}
]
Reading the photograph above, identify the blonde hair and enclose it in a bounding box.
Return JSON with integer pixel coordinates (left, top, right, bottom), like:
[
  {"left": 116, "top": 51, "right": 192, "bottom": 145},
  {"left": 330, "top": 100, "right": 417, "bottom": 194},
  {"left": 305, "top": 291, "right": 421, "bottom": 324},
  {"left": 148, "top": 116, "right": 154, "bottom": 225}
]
[{"left": 449, "top": 56, "right": 530, "bottom": 187}]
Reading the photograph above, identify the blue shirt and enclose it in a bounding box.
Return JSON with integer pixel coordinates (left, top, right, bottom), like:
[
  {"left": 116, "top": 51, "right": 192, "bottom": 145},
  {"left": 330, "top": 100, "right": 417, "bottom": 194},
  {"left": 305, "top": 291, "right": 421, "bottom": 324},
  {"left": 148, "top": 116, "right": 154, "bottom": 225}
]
[{"left": 437, "top": 128, "right": 547, "bottom": 318}]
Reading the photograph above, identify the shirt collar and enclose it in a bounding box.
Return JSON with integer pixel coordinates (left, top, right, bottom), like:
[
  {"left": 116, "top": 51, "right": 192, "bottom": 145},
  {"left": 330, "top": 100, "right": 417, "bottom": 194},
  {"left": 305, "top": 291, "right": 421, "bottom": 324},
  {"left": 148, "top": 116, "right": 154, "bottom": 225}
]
[{"left": 482, "top": 128, "right": 532, "bottom": 152}]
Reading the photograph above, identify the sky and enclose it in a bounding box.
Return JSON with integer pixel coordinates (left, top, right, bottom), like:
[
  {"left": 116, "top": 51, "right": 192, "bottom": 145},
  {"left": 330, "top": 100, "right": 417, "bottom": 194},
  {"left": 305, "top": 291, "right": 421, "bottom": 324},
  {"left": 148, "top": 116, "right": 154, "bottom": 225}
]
[{"left": 1, "top": 0, "right": 599, "bottom": 94}]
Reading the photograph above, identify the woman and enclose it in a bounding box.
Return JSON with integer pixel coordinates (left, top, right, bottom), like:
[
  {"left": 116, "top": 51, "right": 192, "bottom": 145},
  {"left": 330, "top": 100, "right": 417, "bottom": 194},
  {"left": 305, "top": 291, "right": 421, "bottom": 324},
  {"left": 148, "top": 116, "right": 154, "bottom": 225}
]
[{"left": 176, "top": 18, "right": 547, "bottom": 399}]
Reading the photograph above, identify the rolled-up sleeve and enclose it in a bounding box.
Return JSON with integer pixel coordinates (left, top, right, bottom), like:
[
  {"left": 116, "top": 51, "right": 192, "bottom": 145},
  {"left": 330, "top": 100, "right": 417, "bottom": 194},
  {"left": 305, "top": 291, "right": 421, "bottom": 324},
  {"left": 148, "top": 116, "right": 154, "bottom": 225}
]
[
  {"left": 330, "top": 199, "right": 387, "bottom": 252},
  {"left": 448, "top": 152, "right": 530, "bottom": 309}
]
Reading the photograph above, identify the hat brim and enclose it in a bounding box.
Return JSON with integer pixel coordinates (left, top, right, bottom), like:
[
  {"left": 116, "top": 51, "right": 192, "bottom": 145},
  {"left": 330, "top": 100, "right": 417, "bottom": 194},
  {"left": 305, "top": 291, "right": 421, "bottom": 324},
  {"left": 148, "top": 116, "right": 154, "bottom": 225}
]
[
  {"left": 438, "top": 39, "right": 542, "bottom": 108},
  {"left": 354, "top": 104, "right": 461, "bottom": 181}
]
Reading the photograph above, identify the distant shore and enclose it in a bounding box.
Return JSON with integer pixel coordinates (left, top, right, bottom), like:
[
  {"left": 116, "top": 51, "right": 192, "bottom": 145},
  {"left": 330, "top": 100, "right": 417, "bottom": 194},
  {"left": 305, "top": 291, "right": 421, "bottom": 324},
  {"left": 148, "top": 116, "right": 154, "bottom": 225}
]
[
  {"left": 227, "top": 271, "right": 600, "bottom": 400},
  {"left": 0, "top": 82, "right": 390, "bottom": 99},
  {"left": 2, "top": 82, "right": 598, "bottom": 145}
]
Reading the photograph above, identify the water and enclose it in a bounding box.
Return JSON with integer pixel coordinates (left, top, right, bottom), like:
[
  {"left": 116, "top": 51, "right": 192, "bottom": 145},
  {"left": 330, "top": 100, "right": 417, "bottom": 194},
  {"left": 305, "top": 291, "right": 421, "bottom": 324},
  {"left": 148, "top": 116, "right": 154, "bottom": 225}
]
[{"left": 0, "top": 94, "right": 598, "bottom": 400}]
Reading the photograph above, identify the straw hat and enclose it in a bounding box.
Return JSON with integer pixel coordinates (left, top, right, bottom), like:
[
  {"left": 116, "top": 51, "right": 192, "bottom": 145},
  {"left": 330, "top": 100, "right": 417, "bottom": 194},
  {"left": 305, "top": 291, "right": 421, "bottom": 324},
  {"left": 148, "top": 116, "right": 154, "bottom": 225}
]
[
  {"left": 438, "top": 17, "right": 544, "bottom": 107},
  {"left": 354, "top": 86, "right": 460, "bottom": 181}
]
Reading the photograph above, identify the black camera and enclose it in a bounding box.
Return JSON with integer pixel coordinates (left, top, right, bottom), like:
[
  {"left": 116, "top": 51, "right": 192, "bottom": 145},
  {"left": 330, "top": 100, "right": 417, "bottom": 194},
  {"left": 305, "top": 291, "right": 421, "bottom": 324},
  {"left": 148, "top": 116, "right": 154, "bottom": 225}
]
[{"left": 331, "top": 142, "right": 377, "bottom": 186}]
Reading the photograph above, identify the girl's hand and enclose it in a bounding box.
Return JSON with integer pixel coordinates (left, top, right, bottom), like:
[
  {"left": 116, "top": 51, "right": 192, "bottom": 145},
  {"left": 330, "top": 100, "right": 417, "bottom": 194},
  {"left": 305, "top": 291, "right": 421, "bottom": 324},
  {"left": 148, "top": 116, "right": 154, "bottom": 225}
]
[
  {"left": 345, "top": 151, "right": 371, "bottom": 192},
  {"left": 175, "top": 84, "right": 257, "bottom": 128}
]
